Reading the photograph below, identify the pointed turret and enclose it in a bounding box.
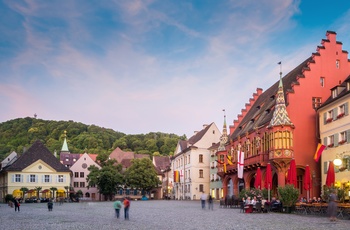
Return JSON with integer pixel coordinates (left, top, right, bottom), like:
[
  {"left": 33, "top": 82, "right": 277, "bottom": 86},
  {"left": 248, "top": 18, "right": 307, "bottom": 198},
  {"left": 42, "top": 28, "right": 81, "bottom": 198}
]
[
  {"left": 61, "top": 130, "right": 70, "bottom": 153},
  {"left": 218, "top": 110, "right": 228, "bottom": 151},
  {"left": 268, "top": 66, "right": 294, "bottom": 128}
]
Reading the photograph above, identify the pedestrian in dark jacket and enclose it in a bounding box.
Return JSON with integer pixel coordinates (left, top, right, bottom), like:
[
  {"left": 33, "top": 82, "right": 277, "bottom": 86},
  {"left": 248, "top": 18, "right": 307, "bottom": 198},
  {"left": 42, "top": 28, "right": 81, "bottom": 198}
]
[{"left": 14, "top": 198, "right": 20, "bottom": 212}]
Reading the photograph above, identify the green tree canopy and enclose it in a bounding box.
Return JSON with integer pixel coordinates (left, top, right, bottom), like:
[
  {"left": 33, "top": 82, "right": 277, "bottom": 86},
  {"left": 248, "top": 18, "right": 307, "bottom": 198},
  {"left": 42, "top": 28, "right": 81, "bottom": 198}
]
[
  {"left": 87, "top": 159, "right": 124, "bottom": 200},
  {"left": 124, "top": 158, "right": 161, "bottom": 192}
]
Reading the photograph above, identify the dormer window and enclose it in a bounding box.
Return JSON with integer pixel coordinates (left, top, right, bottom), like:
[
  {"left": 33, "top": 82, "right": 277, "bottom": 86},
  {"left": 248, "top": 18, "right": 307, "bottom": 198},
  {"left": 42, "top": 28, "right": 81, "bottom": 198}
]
[{"left": 332, "top": 89, "right": 338, "bottom": 98}]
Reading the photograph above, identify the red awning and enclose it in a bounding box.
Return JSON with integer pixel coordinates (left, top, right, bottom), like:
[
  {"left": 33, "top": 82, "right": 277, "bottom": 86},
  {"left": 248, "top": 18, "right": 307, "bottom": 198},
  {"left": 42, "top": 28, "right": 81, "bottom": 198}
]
[{"left": 41, "top": 189, "right": 50, "bottom": 193}]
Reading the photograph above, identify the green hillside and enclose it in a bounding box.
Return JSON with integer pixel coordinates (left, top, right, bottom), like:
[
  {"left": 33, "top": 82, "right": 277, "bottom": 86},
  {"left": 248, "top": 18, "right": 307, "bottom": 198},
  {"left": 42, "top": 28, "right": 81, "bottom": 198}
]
[{"left": 0, "top": 117, "right": 185, "bottom": 161}]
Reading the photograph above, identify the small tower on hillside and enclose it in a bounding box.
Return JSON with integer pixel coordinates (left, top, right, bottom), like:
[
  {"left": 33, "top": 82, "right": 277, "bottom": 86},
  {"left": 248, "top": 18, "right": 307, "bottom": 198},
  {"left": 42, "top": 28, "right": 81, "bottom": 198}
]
[{"left": 61, "top": 130, "right": 70, "bottom": 153}]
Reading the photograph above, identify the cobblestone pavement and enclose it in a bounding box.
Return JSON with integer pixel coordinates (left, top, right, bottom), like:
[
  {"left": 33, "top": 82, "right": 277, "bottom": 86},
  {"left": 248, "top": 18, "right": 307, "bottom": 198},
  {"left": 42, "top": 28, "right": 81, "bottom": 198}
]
[{"left": 0, "top": 200, "right": 349, "bottom": 230}]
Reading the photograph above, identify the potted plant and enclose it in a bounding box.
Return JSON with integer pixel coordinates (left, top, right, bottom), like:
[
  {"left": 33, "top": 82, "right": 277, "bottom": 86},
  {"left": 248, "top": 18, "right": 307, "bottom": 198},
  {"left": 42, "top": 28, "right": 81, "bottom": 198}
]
[{"left": 278, "top": 185, "right": 299, "bottom": 213}]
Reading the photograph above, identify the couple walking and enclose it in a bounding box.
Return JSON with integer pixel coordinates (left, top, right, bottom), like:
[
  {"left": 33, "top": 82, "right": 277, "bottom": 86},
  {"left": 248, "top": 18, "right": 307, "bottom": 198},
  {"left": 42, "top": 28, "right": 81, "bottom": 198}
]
[
  {"left": 113, "top": 197, "right": 130, "bottom": 220},
  {"left": 200, "top": 192, "right": 213, "bottom": 210}
]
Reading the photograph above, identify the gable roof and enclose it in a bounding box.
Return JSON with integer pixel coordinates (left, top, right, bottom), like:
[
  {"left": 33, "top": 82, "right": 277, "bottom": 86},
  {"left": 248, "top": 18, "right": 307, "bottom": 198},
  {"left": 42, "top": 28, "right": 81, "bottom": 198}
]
[
  {"left": 3, "top": 140, "right": 71, "bottom": 172},
  {"left": 109, "top": 147, "right": 134, "bottom": 164},
  {"left": 153, "top": 156, "right": 170, "bottom": 171},
  {"left": 230, "top": 58, "right": 311, "bottom": 140},
  {"left": 188, "top": 123, "right": 214, "bottom": 145}
]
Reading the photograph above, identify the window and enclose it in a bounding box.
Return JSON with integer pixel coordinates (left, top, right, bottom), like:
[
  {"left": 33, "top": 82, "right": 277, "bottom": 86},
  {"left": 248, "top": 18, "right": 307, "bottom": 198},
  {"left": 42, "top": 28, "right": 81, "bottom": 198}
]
[
  {"left": 30, "top": 174, "right": 36, "bottom": 183},
  {"left": 339, "top": 131, "right": 347, "bottom": 144},
  {"left": 58, "top": 175, "right": 64, "bottom": 183},
  {"left": 219, "top": 155, "right": 224, "bottom": 162},
  {"left": 199, "top": 184, "right": 204, "bottom": 192},
  {"left": 65, "top": 158, "right": 69, "bottom": 161},
  {"left": 188, "top": 155, "right": 190, "bottom": 164},
  {"left": 332, "top": 89, "right": 338, "bottom": 98},
  {"left": 15, "top": 174, "right": 21, "bottom": 182},
  {"left": 338, "top": 104, "right": 346, "bottom": 118},
  {"left": 199, "top": 169, "right": 203, "bottom": 178},
  {"left": 80, "top": 182, "right": 85, "bottom": 188},
  {"left": 74, "top": 182, "right": 79, "bottom": 188},
  {"left": 74, "top": 172, "right": 79, "bottom": 178},
  {"left": 80, "top": 172, "right": 84, "bottom": 178},
  {"left": 199, "top": 154, "right": 203, "bottom": 163},
  {"left": 336, "top": 60, "right": 340, "bottom": 69},
  {"left": 44, "top": 175, "right": 50, "bottom": 183},
  {"left": 320, "top": 77, "right": 325, "bottom": 87},
  {"left": 312, "top": 97, "right": 322, "bottom": 109},
  {"left": 327, "top": 110, "right": 334, "bottom": 122},
  {"left": 328, "top": 135, "right": 334, "bottom": 147},
  {"left": 347, "top": 82, "right": 350, "bottom": 91}
]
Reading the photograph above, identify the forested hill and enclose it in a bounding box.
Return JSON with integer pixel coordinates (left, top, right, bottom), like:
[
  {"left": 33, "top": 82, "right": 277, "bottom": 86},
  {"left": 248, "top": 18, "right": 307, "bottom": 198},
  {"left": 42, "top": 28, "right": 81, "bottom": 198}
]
[{"left": 0, "top": 117, "right": 186, "bottom": 161}]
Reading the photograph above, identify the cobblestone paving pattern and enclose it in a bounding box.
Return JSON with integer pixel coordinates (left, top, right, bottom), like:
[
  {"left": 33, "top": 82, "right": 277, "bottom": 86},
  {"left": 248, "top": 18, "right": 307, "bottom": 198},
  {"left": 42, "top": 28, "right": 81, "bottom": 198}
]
[{"left": 0, "top": 200, "right": 349, "bottom": 230}]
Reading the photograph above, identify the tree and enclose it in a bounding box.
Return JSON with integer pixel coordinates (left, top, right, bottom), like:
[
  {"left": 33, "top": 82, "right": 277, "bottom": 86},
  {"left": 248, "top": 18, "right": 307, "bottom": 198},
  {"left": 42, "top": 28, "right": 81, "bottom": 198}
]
[
  {"left": 87, "top": 159, "right": 124, "bottom": 200},
  {"left": 34, "top": 186, "right": 42, "bottom": 200},
  {"left": 20, "top": 187, "right": 29, "bottom": 200},
  {"left": 124, "top": 158, "right": 161, "bottom": 196},
  {"left": 64, "top": 186, "right": 69, "bottom": 198},
  {"left": 50, "top": 187, "right": 57, "bottom": 200}
]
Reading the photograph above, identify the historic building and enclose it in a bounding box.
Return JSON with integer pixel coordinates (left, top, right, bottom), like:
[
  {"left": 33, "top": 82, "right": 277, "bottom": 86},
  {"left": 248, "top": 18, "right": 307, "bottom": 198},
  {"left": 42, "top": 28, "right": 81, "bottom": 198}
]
[
  {"left": 0, "top": 140, "right": 72, "bottom": 202},
  {"left": 218, "top": 31, "right": 350, "bottom": 199},
  {"left": 70, "top": 152, "right": 101, "bottom": 201},
  {"left": 171, "top": 123, "right": 221, "bottom": 200},
  {"left": 318, "top": 76, "right": 350, "bottom": 199}
]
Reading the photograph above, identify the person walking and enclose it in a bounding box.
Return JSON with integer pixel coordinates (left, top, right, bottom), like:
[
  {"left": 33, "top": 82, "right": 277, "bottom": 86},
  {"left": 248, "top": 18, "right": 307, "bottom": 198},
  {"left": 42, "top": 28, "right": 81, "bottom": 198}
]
[
  {"left": 123, "top": 197, "right": 130, "bottom": 220},
  {"left": 208, "top": 194, "right": 213, "bottom": 210},
  {"left": 327, "top": 190, "right": 338, "bottom": 221},
  {"left": 200, "top": 192, "right": 207, "bottom": 209},
  {"left": 114, "top": 199, "right": 122, "bottom": 218},
  {"left": 13, "top": 198, "right": 20, "bottom": 212},
  {"left": 47, "top": 199, "right": 53, "bottom": 211}
]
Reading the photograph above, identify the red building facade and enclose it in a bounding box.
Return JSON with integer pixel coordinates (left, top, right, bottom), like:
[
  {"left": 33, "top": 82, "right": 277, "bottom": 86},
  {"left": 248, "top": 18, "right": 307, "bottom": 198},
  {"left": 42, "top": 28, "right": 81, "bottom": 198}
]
[{"left": 218, "top": 31, "right": 350, "bottom": 199}]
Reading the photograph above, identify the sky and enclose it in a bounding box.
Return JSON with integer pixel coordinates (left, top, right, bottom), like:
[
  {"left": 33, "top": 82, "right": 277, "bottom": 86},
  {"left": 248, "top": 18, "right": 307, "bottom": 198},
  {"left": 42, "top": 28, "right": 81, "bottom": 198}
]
[{"left": 1, "top": 0, "right": 350, "bottom": 138}]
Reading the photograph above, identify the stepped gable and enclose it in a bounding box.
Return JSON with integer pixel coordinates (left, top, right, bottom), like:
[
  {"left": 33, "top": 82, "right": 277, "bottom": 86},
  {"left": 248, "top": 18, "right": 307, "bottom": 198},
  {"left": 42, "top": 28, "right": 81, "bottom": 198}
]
[
  {"left": 4, "top": 140, "right": 71, "bottom": 172},
  {"left": 229, "top": 88, "right": 263, "bottom": 134},
  {"left": 230, "top": 57, "right": 312, "bottom": 141}
]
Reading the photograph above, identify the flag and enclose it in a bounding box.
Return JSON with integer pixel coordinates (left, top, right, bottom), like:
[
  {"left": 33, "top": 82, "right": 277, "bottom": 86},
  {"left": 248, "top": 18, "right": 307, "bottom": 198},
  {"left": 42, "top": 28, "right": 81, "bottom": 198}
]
[
  {"left": 215, "top": 160, "right": 224, "bottom": 164},
  {"left": 223, "top": 163, "right": 227, "bottom": 173},
  {"left": 314, "top": 143, "right": 326, "bottom": 162},
  {"left": 226, "top": 155, "right": 233, "bottom": 165},
  {"left": 174, "top": 171, "right": 180, "bottom": 182},
  {"left": 237, "top": 150, "right": 244, "bottom": 178}
]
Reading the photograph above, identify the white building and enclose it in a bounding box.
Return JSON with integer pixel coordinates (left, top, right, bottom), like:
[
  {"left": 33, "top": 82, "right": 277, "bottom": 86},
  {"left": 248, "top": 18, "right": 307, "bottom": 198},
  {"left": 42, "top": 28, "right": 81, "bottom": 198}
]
[{"left": 171, "top": 123, "right": 221, "bottom": 200}]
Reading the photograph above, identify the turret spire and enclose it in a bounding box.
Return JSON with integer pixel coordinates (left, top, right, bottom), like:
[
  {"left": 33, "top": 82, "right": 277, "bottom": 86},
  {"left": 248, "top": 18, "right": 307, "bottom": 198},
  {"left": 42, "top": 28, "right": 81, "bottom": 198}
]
[
  {"left": 61, "top": 130, "right": 70, "bottom": 152},
  {"left": 268, "top": 62, "right": 294, "bottom": 127},
  {"left": 218, "top": 109, "right": 228, "bottom": 151}
]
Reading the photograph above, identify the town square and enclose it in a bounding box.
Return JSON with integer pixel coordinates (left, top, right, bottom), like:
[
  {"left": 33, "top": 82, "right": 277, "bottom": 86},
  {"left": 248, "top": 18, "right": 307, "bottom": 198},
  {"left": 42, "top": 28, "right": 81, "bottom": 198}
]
[
  {"left": 0, "top": 200, "right": 349, "bottom": 230},
  {"left": 1, "top": 1, "right": 350, "bottom": 230}
]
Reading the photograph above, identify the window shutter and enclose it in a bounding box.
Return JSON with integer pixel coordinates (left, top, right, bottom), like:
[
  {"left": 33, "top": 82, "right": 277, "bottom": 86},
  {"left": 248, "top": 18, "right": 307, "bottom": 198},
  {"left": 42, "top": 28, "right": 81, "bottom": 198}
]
[
  {"left": 324, "top": 161, "right": 329, "bottom": 174},
  {"left": 27, "top": 175, "right": 30, "bottom": 182},
  {"left": 63, "top": 175, "right": 66, "bottom": 183},
  {"left": 347, "top": 130, "right": 350, "bottom": 143},
  {"left": 334, "top": 134, "right": 339, "bottom": 146},
  {"left": 345, "top": 102, "right": 349, "bottom": 115},
  {"left": 323, "top": 113, "right": 327, "bottom": 124},
  {"left": 323, "top": 137, "right": 327, "bottom": 146},
  {"left": 36, "top": 175, "right": 38, "bottom": 183},
  {"left": 42, "top": 175, "right": 44, "bottom": 183},
  {"left": 12, "top": 175, "right": 15, "bottom": 182},
  {"left": 347, "top": 158, "right": 350, "bottom": 170},
  {"left": 56, "top": 175, "right": 58, "bottom": 183},
  {"left": 334, "top": 108, "right": 338, "bottom": 119},
  {"left": 50, "top": 175, "right": 52, "bottom": 183},
  {"left": 21, "top": 175, "right": 23, "bottom": 183}
]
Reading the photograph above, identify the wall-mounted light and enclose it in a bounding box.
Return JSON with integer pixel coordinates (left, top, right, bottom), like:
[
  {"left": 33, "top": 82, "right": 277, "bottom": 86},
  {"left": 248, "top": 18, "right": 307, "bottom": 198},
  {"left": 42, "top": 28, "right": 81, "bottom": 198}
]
[{"left": 333, "top": 151, "right": 350, "bottom": 166}]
